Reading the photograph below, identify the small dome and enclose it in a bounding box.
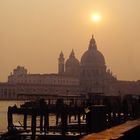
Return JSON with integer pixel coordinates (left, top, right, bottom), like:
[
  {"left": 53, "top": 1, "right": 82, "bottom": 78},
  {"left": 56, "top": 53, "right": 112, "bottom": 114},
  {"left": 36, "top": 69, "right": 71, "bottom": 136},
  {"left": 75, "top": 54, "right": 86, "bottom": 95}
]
[
  {"left": 66, "top": 50, "right": 79, "bottom": 67},
  {"left": 81, "top": 36, "right": 105, "bottom": 67}
]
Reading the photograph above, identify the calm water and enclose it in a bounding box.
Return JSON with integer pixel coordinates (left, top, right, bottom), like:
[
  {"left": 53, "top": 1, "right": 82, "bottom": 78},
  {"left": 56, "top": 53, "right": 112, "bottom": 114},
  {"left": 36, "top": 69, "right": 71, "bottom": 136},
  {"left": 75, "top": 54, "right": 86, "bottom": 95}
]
[
  {"left": 0, "top": 100, "right": 59, "bottom": 133},
  {"left": 0, "top": 100, "right": 25, "bottom": 132}
]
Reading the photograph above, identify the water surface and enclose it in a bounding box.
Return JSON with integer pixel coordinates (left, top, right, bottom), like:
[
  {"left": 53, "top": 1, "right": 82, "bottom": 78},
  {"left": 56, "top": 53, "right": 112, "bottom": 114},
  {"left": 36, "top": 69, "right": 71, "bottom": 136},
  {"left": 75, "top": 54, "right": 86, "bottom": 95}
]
[{"left": 0, "top": 100, "right": 24, "bottom": 132}]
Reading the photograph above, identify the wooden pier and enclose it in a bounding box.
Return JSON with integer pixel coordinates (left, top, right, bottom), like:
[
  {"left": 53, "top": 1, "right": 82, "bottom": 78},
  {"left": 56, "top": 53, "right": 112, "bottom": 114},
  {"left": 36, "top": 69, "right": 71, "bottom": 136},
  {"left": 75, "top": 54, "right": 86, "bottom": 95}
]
[
  {"left": 6, "top": 98, "right": 87, "bottom": 140},
  {"left": 1, "top": 94, "right": 140, "bottom": 140}
]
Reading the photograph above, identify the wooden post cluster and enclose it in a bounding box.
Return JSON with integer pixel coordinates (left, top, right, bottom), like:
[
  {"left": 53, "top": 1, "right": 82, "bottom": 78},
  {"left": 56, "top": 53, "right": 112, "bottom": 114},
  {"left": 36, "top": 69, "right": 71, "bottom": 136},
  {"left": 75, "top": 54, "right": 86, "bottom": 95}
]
[{"left": 6, "top": 95, "right": 140, "bottom": 140}]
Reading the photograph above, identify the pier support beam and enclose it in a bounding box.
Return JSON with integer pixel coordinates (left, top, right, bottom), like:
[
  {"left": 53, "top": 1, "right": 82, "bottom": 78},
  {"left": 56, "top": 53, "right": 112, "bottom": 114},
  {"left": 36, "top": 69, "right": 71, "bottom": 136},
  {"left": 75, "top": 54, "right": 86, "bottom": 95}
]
[
  {"left": 61, "top": 107, "right": 68, "bottom": 136},
  {"left": 44, "top": 112, "right": 49, "bottom": 133},
  {"left": 7, "top": 107, "right": 13, "bottom": 131},
  {"left": 86, "top": 105, "right": 107, "bottom": 133},
  {"left": 40, "top": 115, "right": 43, "bottom": 132},
  {"left": 23, "top": 114, "right": 27, "bottom": 130},
  {"left": 31, "top": 113, "right": 36, "bottom": 140},
  {"left": 78, "top": 112, "right": 81, "bottom": 135}
]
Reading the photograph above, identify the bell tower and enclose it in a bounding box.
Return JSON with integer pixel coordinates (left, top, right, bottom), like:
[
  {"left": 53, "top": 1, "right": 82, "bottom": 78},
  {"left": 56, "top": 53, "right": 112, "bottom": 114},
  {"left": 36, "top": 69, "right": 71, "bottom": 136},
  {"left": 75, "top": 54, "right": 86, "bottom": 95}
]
[{"left": 58, "top": 51, "right": 65, "bottom": 74}]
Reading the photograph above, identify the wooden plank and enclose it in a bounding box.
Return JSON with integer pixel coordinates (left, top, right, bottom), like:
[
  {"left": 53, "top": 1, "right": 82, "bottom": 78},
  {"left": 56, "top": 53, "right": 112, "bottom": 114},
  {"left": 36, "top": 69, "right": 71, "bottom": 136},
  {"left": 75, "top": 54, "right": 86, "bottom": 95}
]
[{"left": 81, "top": 119, "right": 140, "bottom": 140}]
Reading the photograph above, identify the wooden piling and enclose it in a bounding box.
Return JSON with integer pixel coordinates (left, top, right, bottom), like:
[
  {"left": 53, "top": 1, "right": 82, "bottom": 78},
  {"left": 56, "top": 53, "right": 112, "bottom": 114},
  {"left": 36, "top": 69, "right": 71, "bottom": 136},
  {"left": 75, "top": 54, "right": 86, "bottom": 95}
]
[
  {"left": 7, "top": 107, "right": 13, "bottom": 131},
  {"left": 61, "top": 106, "right": 67, "bottom": 136},
  {"left": 78, "top": 111, "right": 81, "bottom": 135},
  {"left": 86, "top": 105, "right": 107, "bottom": 133},
  {"left": 31, "top": 113, "right": 36, "bottom": 140},
  {"left": 44, "top": 112, "right": 49, "bottom": 133},
  {"left": 23, "top": 113, "right": 27, "bottom": 130},
  {"left": 40, "top": 115, "right": 43, "bottom": 132}
]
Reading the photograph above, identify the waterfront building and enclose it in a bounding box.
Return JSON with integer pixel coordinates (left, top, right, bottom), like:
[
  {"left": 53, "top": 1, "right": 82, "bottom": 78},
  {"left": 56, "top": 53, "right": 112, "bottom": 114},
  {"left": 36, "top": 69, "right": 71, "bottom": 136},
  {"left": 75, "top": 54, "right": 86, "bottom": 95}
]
[
  {"left": 0, "top": 36, "right": 140, "bottom": 99},
  {"left": 1, "top": 66, "right": 79, "bottom": 100}
]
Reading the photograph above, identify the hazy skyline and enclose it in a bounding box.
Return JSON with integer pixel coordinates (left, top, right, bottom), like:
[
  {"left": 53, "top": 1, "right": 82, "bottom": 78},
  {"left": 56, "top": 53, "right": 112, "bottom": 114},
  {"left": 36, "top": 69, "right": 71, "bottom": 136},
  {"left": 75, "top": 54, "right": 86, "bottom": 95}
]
[{"left": 0, "top": 0, "right": 140, "bottom": 81}]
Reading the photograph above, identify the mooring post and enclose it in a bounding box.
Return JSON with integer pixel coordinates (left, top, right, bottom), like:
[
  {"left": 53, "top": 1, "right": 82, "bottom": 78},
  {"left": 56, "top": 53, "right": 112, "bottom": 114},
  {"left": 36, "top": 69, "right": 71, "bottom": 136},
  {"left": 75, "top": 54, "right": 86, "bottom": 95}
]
[
  {"left": 44, "top": 111, "right": 49, "bottom": 133},
  {"left": 56, "top": 113, "right": 59, "bottom": 126},
  {"left": 78, "top": 110, "right": 81, "bottom": 135},
  {"left": 31, "top": 113, "right": 36, "bottom": 140},
  {"left": 23, "top": 113, "right": 27, "bottom": 130},
  {"left": 69, "top": 114, "right": 71, "bottom": 123},
  {"left": 86, "top": 105, "right": 107, "bottom": 133},
  {"left": 61, "top": 106, "right": 67, "bottom": 136},
  {"left": 40, "top": 115, "right": 43, "bottom": 132},
  {"left": 7, "top": 106, "right": 13, "bottom": 131}
]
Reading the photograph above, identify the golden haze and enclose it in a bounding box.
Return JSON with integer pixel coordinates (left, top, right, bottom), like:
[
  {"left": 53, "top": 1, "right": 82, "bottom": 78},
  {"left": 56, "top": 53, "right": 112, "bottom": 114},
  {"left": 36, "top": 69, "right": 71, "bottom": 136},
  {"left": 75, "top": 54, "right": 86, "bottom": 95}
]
[{"left": 0, "top": 0, "right": 140, "bottom": 81}]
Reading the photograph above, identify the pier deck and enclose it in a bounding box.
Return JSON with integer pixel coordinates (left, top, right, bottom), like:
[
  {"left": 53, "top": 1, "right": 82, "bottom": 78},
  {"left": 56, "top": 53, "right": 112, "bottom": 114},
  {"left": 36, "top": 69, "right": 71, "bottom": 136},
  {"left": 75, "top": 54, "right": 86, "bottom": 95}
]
[{"left": 81, "top": 119, "right": 140, "bottom": 140}]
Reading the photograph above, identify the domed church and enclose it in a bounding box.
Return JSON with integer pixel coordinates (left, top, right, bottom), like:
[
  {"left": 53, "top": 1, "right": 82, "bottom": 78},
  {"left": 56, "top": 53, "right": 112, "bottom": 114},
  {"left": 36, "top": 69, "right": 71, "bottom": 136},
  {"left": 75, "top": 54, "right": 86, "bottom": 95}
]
[
  {"left": 1, "top": 35, "right": 139, "bottom": 100},
  {"left": 58, "top": 35, "right": 117, "bottom": 94}
]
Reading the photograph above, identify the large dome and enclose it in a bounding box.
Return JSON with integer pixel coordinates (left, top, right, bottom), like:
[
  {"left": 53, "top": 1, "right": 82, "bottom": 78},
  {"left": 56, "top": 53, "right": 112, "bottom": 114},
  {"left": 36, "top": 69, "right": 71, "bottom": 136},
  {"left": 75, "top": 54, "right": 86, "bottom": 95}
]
[
  {"left": 81, "top": 49, "right": 105, "bottom": 66},
  {"left": 81, "top": 36, "right": 105, "bottom": 67}
]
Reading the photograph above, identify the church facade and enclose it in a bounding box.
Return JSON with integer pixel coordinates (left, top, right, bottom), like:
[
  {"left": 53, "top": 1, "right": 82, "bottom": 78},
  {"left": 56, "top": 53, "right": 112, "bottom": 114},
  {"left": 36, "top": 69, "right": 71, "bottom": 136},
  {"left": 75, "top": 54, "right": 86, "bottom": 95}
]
[
  {"left": 0, "top": 36, "right": 140, "bottom": 99},
  {"left": 58, "top": 36, "right": 117, "bottom": 94}
]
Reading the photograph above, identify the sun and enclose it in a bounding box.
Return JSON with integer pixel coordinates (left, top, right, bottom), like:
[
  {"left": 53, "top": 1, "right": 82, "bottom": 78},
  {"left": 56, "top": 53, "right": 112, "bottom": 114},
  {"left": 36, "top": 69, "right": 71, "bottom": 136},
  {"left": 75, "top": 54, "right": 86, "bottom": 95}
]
[{"left": 91, "top": 13, "right": 101, "bottom": 23}]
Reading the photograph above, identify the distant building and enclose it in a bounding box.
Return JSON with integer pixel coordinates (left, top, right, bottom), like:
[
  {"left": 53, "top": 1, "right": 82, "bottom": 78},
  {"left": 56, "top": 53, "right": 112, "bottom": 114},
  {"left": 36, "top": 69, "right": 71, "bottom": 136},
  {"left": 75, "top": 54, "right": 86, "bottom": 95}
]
[
  {"left": 8, "top": 66, "right": 79, "bottom": 86},
  {"left": 2, "top": 66, "right": 79, "bottom": 100},
  {"left": 0, "top": 36, "right": 140, "bottom": 99}
]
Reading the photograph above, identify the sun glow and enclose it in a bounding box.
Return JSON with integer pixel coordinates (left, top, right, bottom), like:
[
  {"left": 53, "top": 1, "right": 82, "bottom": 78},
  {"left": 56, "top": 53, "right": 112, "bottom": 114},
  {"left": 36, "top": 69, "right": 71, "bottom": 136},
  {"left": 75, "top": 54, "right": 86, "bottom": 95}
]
[{"left": 91, "top": 13, "right": 101, "bottom": 23}]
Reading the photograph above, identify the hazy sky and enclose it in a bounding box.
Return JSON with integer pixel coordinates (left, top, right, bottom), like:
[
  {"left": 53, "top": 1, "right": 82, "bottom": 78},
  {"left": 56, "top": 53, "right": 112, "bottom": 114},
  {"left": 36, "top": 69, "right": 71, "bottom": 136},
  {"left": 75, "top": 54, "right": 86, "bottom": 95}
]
[{"left": 0, "top": 0, "right": 140, "bottom": 81}]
